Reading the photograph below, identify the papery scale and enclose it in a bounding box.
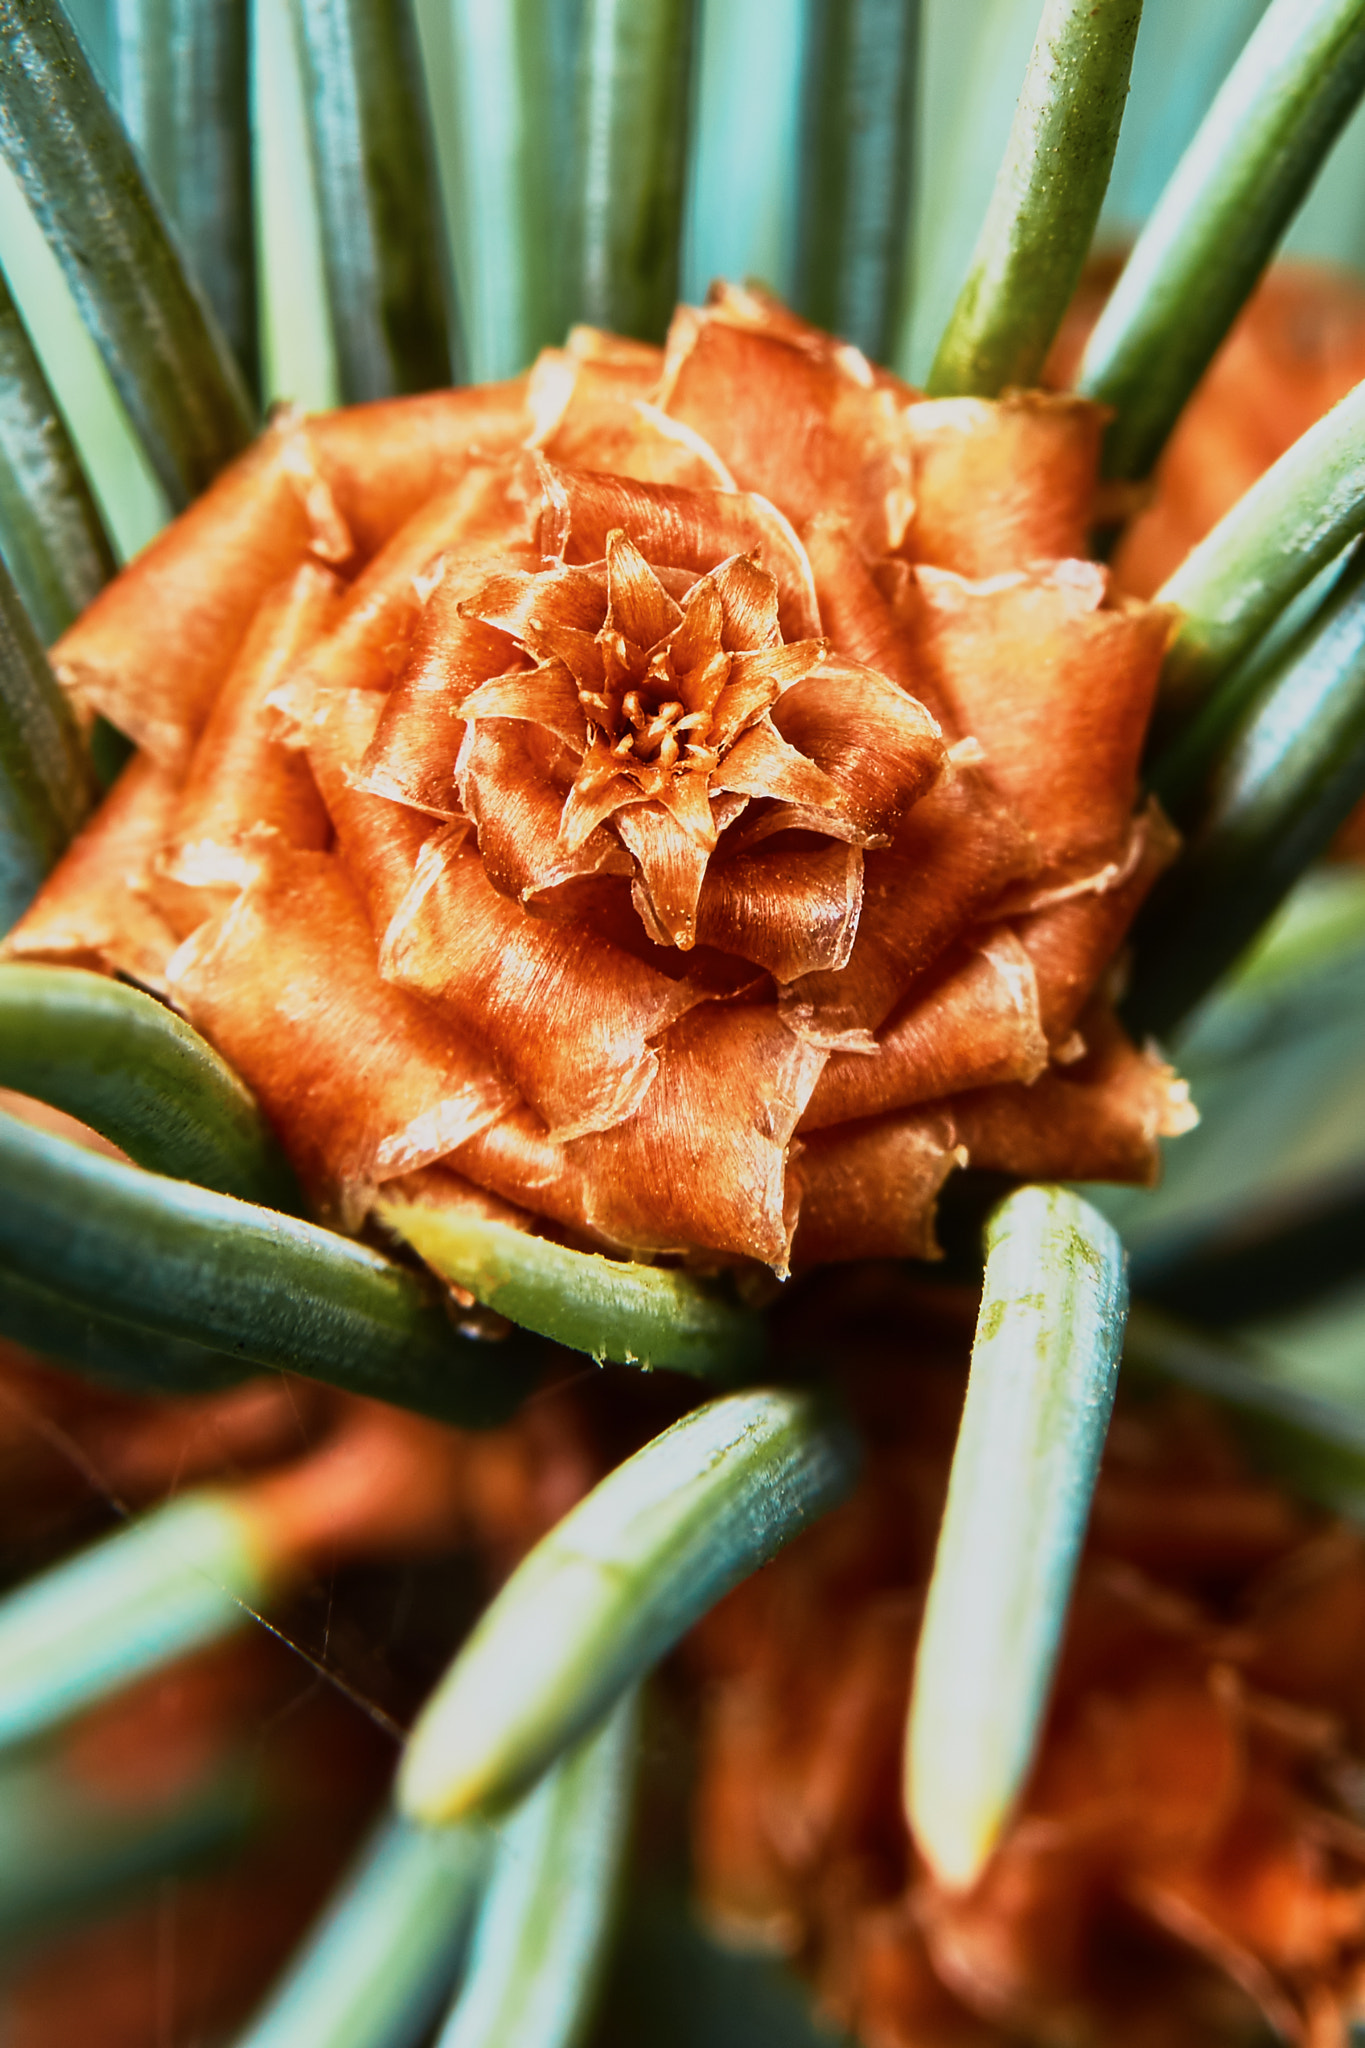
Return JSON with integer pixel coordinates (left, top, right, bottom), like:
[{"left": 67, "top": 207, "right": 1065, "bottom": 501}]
[{"left": 3, "top": 289, "right": 1192, "bottom": 1274}]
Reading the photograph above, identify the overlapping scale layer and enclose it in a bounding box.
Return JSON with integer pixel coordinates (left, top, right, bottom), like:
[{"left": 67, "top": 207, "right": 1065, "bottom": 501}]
[{"left": 5, "top": 290, "right": 1193, "bottom": 1274}]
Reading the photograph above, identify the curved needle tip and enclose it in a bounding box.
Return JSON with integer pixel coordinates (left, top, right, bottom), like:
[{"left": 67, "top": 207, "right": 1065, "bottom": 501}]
[{"left": 905, "top": 1185, "right": 1128, "bottom": 1892}]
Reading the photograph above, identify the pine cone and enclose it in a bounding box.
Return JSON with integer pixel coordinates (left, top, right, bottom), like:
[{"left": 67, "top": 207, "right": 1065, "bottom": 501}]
[{"left": 4, "top": 287, "right": 1192, "bottom": 1274}]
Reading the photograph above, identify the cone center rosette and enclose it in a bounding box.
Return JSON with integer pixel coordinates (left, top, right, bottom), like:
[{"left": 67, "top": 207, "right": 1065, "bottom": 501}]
[
  {"left": 446, "top": 517, "right": 946, "bottom": 959},
  {"left": 7, "top": 288, "right": 1195, "bottom": 1275}
]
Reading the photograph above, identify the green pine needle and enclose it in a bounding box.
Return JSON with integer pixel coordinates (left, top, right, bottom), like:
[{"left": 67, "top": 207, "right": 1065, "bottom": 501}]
[
  {"left": 1156, "top": 375, "right": 1365, "bottom": 742},
  {"left": 436, "top": 1691, "right": 638, "bottom": 2048},
  {"left": 1079, "top": 0, "right": 1365, "bottom": 480},
  {"left": 288, "top": 0, "right": 457, "bottom": 400},
  {"left": 399, "top": 1388, "right": 859, "bottom": 1823},
  {"left": 0, "top": 0, "right": 254, "bottom": 507},
  {"left": 0, "top": 552, "right": 94, "bottom": 929},
  {"left": 0, "top": 1259, "right": 250, "bottom": 1394},
  {"left": 0, "top": 964, "right": 300, "bottom": 1207},
  {"left": 927, "top": 0, "right": 1143, "bottom": 398},
  {"left": 234, "top": 1810, "right": 488, "bottom": 2048},
  {"left": 794, "top": 0, "right": 919, "bottom": 365},
  {"left": 1124, "top": 1302, "right": 1365, "bottom": 1522},
  {"left": 109, "top": 0, "right": 259, "bottom": 399},
  {"left": 0, "top": 264, "right": 115, "bottom": 644},
  {"left": 565, "top": 0, "right": 696, "bottom": 343},
  {"left": 0, "top": 1108, "right": 539, "bottom": 1425},
  {"left": 1128, "top": 538, "right": 1365, "bottom": 1039},
  {"left": 377, "top": 1200, "right": 764, "bottom": 1381},
  {"left": 906, "top": 1185, "right": 1127, "bottom": 1891},
  {"left": 0, "top": 1489, "right": 267, "bottom": 1752},
  {"left": 440, "top": 0, "right": 582, "bottom": 383},
  {"left": 0, "top": 1744, "right": 252, "bottom": 1943}
]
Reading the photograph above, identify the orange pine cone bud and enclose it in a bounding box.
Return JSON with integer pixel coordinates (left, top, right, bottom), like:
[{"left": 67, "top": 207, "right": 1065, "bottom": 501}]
[{"left": 4, "top": 287, "right": 1193, "bottom": 1272}]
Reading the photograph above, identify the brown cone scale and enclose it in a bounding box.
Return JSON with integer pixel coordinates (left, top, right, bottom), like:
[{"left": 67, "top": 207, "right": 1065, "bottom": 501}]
[{"left": 5, "top": 288, "right": 1193, "bottom": 1272}]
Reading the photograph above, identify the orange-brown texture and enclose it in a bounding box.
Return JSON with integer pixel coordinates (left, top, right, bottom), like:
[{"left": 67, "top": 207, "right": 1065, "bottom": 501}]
[
  {"left": 690, "top": 1280, "right": 1365, "bottom": 2048},
  {"left": 8, "top": 289, "right": 1190, "bottom": 1275}
]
